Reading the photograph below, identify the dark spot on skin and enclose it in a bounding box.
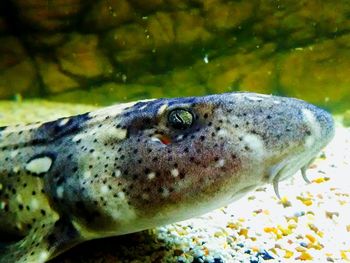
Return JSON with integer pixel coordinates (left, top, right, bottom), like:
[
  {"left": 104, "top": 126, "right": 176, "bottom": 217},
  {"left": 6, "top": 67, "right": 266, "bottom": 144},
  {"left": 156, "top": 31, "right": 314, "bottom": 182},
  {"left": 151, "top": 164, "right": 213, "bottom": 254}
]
[{"left": 56, "top": 177, "right": 65, "bottom": 186}]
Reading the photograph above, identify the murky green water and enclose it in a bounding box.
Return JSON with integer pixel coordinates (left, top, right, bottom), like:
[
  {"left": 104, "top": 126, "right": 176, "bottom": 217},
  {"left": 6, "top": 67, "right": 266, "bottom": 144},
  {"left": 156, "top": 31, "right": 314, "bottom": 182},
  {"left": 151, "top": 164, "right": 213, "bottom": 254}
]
[{"left": 0, "top": 0, "right": 349, "bottom": 113}]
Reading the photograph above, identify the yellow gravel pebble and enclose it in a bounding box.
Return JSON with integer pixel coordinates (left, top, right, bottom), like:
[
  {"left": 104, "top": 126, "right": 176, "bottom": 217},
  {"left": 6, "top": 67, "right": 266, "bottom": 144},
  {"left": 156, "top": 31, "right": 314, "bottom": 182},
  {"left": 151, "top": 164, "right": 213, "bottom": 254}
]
[
  {"left": 313, "top": 177, "right": 330, "bottom": 183},
  {"left": 340, "top": 250, "right": 350, "bottom": 261},
  {"left": 305, "top": 234, "right": 316, "bottom": 243},
  {"left": 298, "top": 251, "right": 314, "bottom": 260},
  {"left": 284, "top": 249, "right": 294, "bottom": 259},
  {"left": 297, "top": 196, "right": 313, "bottom": 206}
]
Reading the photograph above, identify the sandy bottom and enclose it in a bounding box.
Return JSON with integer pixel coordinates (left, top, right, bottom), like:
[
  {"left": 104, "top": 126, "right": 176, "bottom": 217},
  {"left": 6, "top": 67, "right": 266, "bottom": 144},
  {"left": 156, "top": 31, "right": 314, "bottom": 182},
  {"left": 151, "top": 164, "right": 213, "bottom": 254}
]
[{"left": 0, "top": 100, "right": 348, "bottom": 263}]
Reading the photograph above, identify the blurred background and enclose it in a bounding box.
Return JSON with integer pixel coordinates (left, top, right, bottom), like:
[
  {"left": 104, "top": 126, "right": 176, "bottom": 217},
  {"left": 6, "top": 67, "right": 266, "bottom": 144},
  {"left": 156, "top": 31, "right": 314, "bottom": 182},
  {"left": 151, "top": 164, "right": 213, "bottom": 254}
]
[{"left": 0, "top": 0, "right": 349, "bottom": 112}]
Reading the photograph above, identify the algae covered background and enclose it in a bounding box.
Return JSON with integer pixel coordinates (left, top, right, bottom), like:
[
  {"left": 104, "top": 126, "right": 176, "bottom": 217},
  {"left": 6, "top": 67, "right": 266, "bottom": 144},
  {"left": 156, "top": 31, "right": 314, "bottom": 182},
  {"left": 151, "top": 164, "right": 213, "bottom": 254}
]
[{"left": 0, "top": 0, "right": 349, "bottom": 111}]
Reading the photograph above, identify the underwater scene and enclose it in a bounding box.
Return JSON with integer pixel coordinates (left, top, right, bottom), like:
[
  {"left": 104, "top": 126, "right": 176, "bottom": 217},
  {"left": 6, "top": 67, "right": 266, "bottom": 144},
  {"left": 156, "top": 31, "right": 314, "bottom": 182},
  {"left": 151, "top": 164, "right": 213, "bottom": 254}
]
[{"left": 0, "top": 1, "right": 349, "bottom": 262}]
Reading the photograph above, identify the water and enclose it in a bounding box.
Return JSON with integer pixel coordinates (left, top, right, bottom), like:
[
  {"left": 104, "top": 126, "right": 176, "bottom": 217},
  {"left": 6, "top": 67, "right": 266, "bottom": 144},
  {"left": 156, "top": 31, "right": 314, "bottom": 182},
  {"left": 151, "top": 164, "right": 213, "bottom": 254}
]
[
  {"left": 0, "top": 1, "right": 349, "bottom": 262},
  {"left": 0, "top": 1, "right": 349, "bottom": 112}
]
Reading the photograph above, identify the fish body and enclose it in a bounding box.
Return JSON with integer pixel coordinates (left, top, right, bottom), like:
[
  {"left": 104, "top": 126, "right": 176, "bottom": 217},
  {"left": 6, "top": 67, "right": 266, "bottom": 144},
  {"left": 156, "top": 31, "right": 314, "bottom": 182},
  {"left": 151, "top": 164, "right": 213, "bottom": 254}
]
[{"left": 0, "top": 92, "right": 334, "bottom": 262}]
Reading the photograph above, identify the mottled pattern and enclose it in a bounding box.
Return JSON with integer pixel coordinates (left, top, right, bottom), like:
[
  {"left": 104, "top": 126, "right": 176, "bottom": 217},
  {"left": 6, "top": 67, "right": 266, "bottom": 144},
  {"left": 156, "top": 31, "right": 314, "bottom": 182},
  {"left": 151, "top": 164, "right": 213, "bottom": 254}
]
[{"left": 0, "top": 92, "right": 334, "bottom": 263}]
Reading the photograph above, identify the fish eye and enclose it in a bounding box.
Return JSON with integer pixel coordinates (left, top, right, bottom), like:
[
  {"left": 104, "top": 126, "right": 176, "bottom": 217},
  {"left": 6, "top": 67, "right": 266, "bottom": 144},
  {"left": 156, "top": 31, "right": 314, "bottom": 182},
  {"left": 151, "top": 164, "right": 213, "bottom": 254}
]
[{"left": 167, "top": 109, "right": 194, "bottom": 130}]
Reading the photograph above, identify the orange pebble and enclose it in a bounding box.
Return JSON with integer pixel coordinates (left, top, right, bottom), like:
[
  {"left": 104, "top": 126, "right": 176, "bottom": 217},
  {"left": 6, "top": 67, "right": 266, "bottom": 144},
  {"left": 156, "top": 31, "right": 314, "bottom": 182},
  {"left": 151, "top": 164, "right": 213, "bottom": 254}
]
[{"left": 239, "top": 228, "right": 248, "bottom": 238}]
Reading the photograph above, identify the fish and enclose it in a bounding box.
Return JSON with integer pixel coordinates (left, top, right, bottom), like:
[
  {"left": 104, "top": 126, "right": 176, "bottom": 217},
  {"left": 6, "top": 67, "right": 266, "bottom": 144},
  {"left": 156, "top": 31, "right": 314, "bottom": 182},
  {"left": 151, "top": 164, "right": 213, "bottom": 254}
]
[{"left": 0, "top": 92, "right": 334, "bottom": 262}]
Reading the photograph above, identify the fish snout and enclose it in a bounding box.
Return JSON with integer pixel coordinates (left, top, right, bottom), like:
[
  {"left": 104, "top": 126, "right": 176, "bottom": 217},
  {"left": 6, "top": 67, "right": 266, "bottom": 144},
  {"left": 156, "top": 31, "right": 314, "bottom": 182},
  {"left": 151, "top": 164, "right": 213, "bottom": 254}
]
[{"left": 270, "top": 103, "right": 334, "bottom": 199}]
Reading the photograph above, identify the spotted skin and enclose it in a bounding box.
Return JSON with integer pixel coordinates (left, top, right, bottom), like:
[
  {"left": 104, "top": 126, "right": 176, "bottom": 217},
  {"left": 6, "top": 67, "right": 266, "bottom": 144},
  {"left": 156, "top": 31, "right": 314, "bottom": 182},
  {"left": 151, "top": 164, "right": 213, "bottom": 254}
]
[{"left": 0, "top": 92, "right": 334, "bottom": 262}]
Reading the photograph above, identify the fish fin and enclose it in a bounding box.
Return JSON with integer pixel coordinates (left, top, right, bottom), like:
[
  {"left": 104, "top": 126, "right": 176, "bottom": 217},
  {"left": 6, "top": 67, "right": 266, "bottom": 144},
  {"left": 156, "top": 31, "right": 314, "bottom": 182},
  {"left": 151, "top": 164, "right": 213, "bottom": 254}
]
[{"left": 0, "top": 217, "right": 81, "bottom": 263}]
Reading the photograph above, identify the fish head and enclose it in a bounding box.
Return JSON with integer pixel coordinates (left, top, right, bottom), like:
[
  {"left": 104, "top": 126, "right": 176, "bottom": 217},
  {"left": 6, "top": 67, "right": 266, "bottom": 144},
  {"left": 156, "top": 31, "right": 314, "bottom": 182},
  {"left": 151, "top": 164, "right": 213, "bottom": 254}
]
[
  {"left": 62, "top": 92, "right": 334, "bottom": 236},
  {"left": 110, "top": 92, "right": 334, "bottom": 226}
]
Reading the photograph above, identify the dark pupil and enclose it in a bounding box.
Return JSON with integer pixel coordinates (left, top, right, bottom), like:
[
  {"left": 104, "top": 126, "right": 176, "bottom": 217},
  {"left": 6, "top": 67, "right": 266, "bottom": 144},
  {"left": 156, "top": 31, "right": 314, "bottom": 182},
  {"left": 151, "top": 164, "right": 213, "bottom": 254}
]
[{"left": 168, "top": 109, "right": 193, "bottom": 129}]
